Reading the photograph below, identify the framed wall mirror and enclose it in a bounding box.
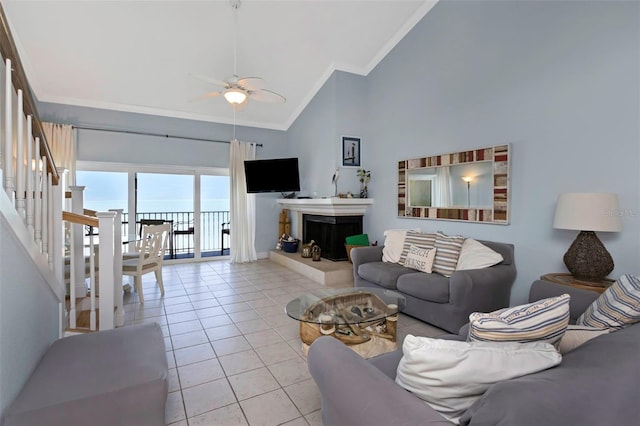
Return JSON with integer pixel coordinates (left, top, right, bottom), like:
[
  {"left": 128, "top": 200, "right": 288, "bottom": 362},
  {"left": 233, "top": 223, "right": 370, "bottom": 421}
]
[{"left": 398, "top": 144, "right": 510, "bottom": 224}]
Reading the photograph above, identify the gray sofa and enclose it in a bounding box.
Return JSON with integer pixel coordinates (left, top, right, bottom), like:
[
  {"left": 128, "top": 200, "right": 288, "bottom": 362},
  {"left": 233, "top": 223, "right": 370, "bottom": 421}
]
[
  {"left": 351, "top": 240, "right": 516, "bottom": 333},
  {"left": 1, "top": 323, "right": 168, "bottom": 426},
  {"left": 308, "top": 280, "right": 640, "bottom": 425}
]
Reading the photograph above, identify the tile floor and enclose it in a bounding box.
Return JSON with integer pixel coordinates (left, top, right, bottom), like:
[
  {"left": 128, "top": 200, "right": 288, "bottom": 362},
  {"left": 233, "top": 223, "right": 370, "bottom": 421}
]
[{"left": 122, "top": 259, "right": 445, "bottom": 426}]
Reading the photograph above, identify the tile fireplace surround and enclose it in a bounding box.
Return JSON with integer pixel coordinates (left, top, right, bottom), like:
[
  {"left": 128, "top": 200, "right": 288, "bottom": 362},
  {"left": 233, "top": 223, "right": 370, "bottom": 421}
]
[{"left": 276, "top": 198, "right": 374, "bottom": 260}]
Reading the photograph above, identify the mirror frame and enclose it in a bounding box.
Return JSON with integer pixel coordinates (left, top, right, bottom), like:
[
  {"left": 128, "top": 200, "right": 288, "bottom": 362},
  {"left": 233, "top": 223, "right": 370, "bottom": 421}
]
[{"left": 398, "top": 144, "right": 510, "bottom": 224}]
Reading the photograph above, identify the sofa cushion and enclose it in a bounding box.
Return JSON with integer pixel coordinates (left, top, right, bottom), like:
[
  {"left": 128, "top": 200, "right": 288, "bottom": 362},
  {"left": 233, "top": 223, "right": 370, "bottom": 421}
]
[
  {"left": 397, "top": 272, "right": 450, "bottom": 303},
  {"left": 577, "top": 274, "right": 640, "bottom": 330},
  {"left": 402, "top": 245, "right": 437, "bottom": 273},
  {"left": 382, "top": 229, "right": 409, "bottom": 263},
  {"left": 395, "top": 335, "right": 561, "bottom": 424},
  {"left": 358, "top": 262, "right": 414, "bottom": 289},
  {"left": 468, "top": 294, "right": 570, "bottom": 346},
  {"left": 432, "top": 233, "right": 466, "bottom": 277},
  {"left": 455, "top": 238, "right": 504, "bottom": 271},
  {"left": 459, "top": 322, "right": 640, "bottom": 426}
]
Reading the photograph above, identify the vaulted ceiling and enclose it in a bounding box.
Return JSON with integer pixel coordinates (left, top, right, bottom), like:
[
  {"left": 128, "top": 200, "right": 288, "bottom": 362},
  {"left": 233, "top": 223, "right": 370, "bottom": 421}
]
[{"left": 4, "top": 0, "right": 437, "bottom": 131}]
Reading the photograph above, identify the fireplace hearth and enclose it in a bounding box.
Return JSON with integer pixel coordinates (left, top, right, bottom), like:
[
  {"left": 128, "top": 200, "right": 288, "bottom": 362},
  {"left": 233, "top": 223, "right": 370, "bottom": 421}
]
[{"left": 303, "top": 214, "right": 363, "bottom": 261}]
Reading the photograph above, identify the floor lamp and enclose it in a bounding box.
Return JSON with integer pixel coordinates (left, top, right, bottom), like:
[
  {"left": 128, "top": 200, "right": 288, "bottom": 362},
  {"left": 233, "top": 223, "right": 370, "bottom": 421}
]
[{"left": 553, "top": 193, "right": 622, "bottom": 282}]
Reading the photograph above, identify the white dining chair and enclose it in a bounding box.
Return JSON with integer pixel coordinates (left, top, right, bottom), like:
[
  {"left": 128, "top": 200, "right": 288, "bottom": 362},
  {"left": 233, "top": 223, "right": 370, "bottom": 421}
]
[{"left": 122, "top": 223, "right": 170, "bottom": 303}]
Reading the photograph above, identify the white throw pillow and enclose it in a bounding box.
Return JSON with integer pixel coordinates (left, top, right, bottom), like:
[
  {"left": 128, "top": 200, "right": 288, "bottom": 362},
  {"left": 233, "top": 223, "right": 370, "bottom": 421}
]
[
  {"left": 557, "top": 325, "right": 610, "bottom": 355},
  {"left": 396, "top": 335, "right": 561, "bottom": 424},
  {"left": 456, "top": 238, "right": 504, "bottom": 270},
  {"left": 382, "top": 229, "right": 419, "bottom": 263},
  {"left": 403, "top": 245, "right": 437, "bottom": 273}
]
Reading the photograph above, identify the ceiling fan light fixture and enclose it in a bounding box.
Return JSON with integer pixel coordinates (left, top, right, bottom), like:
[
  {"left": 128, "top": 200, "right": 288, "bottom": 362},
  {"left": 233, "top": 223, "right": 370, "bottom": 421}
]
[{"left": 223, "top": 88, "right": 247, "bottom": 104}]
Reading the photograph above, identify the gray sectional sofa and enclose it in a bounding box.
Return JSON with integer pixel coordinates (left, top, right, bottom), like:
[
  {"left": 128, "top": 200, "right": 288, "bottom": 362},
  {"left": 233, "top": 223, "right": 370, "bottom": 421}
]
[
  {"left": 308, "top": 280, "right": 640, "bottom": 425},
  {"left": 351, "top": 240, "right": 516, "bottom": 333}
]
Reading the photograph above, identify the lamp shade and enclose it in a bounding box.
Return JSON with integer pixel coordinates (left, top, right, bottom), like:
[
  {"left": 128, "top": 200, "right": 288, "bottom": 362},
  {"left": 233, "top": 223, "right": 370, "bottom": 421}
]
[{"left": 553, "top": 193, "right": 622, "bottom": 232}]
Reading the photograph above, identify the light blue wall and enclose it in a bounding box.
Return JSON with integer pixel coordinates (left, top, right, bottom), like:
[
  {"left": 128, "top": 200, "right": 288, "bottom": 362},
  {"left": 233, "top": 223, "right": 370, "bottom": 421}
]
[
  {"left": 0, "top": 218, "right": 59, "bottom": 414},
  {"left": 290, "top": 0, "right": 640, "bottom": 304},
  {"left": 367, "top": 0, "right": 639, "bottom": 304},
  {"left": 38, "top": 103, "right": 289, "bottom": 253}
]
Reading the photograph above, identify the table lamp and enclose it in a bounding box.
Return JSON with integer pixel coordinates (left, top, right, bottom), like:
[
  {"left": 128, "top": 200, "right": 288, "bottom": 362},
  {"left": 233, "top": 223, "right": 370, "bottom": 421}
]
[{"left": 553, "top": 193, "right": 622, "bottom": 282}]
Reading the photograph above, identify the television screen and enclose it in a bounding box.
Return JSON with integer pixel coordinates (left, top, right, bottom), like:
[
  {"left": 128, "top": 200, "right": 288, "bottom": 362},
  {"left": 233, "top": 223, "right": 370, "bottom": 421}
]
[{"left": 244, "top": 157, "right": 301, "bottom": 194}]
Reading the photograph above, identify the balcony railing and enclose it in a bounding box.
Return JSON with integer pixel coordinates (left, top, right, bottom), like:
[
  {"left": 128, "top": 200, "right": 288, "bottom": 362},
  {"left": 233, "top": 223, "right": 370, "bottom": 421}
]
[{"left": 121, "top": 210, "right": 230, "bottom": 258}]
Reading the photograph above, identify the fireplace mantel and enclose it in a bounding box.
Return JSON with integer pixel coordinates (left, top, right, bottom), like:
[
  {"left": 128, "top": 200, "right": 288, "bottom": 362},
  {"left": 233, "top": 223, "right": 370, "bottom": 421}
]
[{"left": 276, "top": 198, "right": 374, "bottom": 216}]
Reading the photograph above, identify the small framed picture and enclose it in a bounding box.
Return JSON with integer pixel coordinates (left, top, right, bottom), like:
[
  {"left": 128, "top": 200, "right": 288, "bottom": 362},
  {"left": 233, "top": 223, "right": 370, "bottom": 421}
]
[{"left": 341, "top": 136, "right": 361, "bottom": 167}]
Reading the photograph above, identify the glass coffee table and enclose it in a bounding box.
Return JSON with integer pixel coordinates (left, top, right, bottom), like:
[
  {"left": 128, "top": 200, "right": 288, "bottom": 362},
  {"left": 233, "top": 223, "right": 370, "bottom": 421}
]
[{"left": 285, "top": 287, "right": 406, "bottom": 358}]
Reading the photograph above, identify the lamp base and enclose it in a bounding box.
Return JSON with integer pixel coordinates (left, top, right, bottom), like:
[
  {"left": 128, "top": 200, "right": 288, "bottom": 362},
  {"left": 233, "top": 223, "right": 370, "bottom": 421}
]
[{"left": 563, "top": 231, "right": 614, "bottom": 283}]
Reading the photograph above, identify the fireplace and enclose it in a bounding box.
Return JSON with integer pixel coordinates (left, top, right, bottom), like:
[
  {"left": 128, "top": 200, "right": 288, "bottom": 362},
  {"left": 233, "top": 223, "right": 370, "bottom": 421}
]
[{"left": 303, "top": 214, "right": 363, "bottom": 261}]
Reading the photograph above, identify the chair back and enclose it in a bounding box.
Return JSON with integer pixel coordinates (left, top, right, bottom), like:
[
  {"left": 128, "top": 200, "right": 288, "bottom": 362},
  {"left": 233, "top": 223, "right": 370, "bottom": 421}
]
[{"left": 139, "top": 224, "right": 170, "bottom": 266}]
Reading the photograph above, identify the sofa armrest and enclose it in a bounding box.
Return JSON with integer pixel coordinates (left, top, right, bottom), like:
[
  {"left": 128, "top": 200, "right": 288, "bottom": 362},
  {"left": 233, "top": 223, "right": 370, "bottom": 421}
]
[
  {"left": 308, "top": 337, "right": 452, "bottom": 426},
  {"left": 351, "top": 246, "right": 384, "bottom": 280},
  {"left": 529, "top": 280, "right": 600, "bottom": 322},
  {"left": 449, "top": 264, "right": 516, "bottom": 314}
]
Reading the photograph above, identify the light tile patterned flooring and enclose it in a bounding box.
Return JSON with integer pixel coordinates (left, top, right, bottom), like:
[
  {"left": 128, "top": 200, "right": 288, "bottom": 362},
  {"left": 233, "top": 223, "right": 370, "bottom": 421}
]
[{"left": 122, "top": 259, "right": 445, "bottom": 426}]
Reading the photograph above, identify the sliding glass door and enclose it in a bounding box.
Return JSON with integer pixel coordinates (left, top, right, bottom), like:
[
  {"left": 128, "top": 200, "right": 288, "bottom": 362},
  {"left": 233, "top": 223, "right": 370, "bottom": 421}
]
[{"left": 76, "top": 164, "right": 229, "bottom": 261}]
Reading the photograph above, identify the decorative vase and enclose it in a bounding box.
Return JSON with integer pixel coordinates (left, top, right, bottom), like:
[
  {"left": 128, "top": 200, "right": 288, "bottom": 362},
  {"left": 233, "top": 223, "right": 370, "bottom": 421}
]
[{"left": 360, "top": 185, "right": 368, "bottom": 199}]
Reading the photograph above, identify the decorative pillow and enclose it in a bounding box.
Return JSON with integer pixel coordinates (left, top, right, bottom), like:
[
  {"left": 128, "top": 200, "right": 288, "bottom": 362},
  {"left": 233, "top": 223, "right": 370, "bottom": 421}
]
[
  {"left": 577, "top": 274, "right": 640, "bottom": 330},
  {"left": 557, "top": 325, "right": 611, "bottom": 355},
  {"left": 403, "top": 245, "right": 437, "bottom": 273},
  {"left": 455, "top": 238, "right": 503, "bottom": 271},
  {"left": 396, "top": 335, "right": 561, "bottom": 424},
  {"left": 398, "top": 230, "right": 437, "bottom": 264},
  {"left": 382, "top": 229, "right": 408, "bottom": 263},
  {"left": 468, "top": 294, "right": 571, "bottom": 346},
  {"left": 431, "top": 233, "right": 466, "bottom": 277}
]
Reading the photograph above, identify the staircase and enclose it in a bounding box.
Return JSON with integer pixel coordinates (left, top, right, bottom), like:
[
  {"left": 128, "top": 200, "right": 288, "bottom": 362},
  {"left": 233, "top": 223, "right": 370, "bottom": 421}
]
[{"left": 0, "top": 6, "right": 122, "bottom": 334}]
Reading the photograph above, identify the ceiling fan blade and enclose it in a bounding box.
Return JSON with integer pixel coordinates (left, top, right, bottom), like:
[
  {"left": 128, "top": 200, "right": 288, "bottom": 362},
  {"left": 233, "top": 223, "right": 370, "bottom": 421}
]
[
  {"left": 189, "top": 91, "right": 222, "bottom": 102},
  {"left": 237, "top": 77, "right": 265, "bottom": 91},
  {"left": 249, "top": 89, "right": 286, "bottom": 103},
  {"left": 191, "top": 74, "right": 228, "bottom": 88}
]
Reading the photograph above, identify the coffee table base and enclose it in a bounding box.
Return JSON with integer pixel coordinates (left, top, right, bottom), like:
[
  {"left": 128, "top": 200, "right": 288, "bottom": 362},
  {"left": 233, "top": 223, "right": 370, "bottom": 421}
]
[{"left": 301, "top": 335, "right": 398, "bottom": 359}]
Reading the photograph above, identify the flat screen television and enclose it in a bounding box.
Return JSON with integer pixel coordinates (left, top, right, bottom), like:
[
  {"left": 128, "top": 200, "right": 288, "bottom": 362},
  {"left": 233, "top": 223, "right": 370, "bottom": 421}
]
[{"left": 244, "top": 157, "right": 301, "bottom": 194}]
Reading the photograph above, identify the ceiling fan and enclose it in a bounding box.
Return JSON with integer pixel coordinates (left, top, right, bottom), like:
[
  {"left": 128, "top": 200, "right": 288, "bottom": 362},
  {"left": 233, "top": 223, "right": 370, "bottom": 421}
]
[{"left": 194, "top": 0, "right": 286, "bottom": 108}]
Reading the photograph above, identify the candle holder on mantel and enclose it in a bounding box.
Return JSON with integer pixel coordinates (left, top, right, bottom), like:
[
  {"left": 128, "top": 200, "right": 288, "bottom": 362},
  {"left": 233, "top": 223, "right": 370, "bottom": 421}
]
[{"left": 312, "top": 245, "right": 322, "bottom": 261}]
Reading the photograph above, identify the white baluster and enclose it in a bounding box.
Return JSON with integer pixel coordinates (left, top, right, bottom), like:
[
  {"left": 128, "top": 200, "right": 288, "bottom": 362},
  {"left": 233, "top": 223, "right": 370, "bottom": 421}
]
[
  {"left": 15, "top": 90, "right": 25, "bottom": 219},
  {"left": 98, "top": 211, "right": 116, "bottom": 330},
  {"left": 52, "top": 168, "right": 66, "bottom": 286},
  {"left": 89, "top": 228, "right": 96, "bottom": 331},
  {"left": 41, "top": 164, "right": 49, "bottom": 258},
  {"left": 47, "top": 171, "right": 53, "bottom": 269},
  {"left": 110, "top": 209, "right": 124, "bottom": 327},
  {"left": 69, "top": 186, "right": 87, "bottom": 301},
  {"left": 34, "top": 140, "right": 42, "bottom": 248},
  {"left": 25, "top": 115, "right": 34, "bottom": 234},
  {"left": 3, "top": 58, "right": 13, "bottom": 198}
]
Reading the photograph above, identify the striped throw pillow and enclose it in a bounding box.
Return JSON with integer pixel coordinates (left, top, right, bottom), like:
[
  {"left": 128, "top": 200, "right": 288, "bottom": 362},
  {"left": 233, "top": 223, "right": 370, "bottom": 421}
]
[
  {"left": 398, "top": 231, "right": 437, "bottom": 264},
  {"left": 468, "top": 294, "right": 571, "bottom": 346},
  {"left": 432, "top": 233, "right": 466, "bottom": 277},
  {"left": 577, "top": 274, "right": 640, "bottom": 330}
]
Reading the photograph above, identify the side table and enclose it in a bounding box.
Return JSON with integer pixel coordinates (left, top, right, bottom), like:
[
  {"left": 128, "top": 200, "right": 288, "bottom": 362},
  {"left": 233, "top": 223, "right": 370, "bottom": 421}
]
[{"left": 540, "top": 273, "right": 614, "bottom": 294}]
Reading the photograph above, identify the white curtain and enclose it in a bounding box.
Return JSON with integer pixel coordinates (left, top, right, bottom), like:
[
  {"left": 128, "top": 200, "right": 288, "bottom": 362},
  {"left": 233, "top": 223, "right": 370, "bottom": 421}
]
[
  {"left": 42, "top": 122, "right": 76, "bottom": 188},
  {"left": 229, "top": 139, "right": 257, "bottom": 263},
  {"left": 435, "top": 166, "right": 452, "bottom": 207}
]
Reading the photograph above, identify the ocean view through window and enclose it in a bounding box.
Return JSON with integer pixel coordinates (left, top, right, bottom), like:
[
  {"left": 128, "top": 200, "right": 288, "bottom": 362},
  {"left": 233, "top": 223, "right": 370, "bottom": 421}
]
[{"left": 76, "top": 169, "right": 230, "bottom": 259}]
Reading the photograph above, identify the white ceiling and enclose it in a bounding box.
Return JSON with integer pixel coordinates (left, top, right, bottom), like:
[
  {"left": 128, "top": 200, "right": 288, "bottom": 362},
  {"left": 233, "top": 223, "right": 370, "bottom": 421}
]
[{"left": 4, "top": 0, "right": 437, "bottom": 131}]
